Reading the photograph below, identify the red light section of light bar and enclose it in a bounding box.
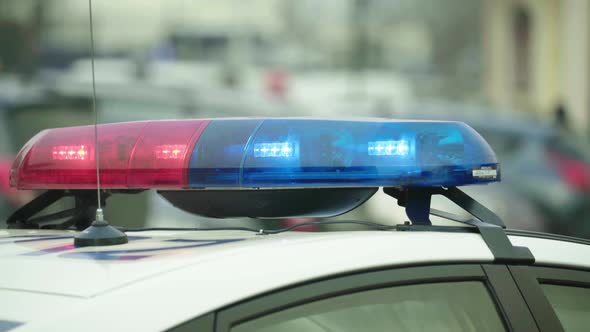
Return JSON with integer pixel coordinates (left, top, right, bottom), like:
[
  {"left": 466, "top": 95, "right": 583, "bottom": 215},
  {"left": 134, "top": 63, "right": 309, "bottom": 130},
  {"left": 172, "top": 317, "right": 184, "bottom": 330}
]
[
  {"left": 154, "top": 145, "right": 186, "bottom": 160},
  {"left": 52, "top": 145, "right": 89, "bottom": 161},
  {"left": 128, "top": 121, "right": 208, "bottom": 188},
  {"left": 10, "top": 120, "right": 210, "bottom": 189}
]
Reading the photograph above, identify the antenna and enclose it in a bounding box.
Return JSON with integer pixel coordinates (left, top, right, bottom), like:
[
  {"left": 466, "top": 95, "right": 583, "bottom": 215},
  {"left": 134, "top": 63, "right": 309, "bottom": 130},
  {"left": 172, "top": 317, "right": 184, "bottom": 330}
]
[{"left": 74, "top": 0, "right": 128, "bottom": 247}]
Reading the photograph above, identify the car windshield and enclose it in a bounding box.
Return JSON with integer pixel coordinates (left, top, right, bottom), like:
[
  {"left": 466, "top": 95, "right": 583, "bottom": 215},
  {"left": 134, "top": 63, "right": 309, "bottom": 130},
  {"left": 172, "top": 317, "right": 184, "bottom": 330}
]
[{"left": 0, "top": 1, "right": 589, "bottom": 237}]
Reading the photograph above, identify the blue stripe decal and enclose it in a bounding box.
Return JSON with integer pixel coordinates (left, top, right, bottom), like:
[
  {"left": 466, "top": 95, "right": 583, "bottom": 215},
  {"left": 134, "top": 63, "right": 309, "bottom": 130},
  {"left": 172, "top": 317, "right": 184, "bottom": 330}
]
[
  {"left": 164, "top": 238, "right": 221, "bottom": 243},
  {"left": 19, "top": 236, "right": 151, "bottom": 256},
  {"left": 59, "top": 239, "right": 245, "bottom": 261},
  {"left": 22, "top": 243, "right": 76, "bottom": 256},
  {"left": 0, "top": 320, "right": 23, "bottom": 332},
  {"left": 6, "top": 234, "right": 68, "bottom": 238},
  {"left": 0, "top": 236, "right": 72, "bottom": 245},
  {"left": 4, "top": 235, "right": 150, "bottom": 245}
]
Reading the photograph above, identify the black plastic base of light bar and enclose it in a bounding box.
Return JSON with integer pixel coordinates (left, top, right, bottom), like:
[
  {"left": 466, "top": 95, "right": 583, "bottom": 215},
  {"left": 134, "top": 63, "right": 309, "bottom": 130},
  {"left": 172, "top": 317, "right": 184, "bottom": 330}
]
[
  {"left": 74, "top": 223, "right": 128, "bottom": 247},
  {"left": 159, "top": 188, "right": 378, "bottom": 218}
]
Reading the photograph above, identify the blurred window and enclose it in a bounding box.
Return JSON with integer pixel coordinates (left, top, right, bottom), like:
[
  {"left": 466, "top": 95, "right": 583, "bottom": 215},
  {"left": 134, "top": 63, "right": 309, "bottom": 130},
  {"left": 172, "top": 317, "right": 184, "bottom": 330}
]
[
  {"left": 171, "top": 34, "right": 231, "bottom": 62},
  {"left": 542, "top": 284, "right": 590, "bottom": 331},
  {"left": 231, "top": 281, "right": 506, "bottom": 332},
  {"left": 546, "top": 135, "right": 590, "bottom": 162},
  {"left": 513, "top": 6, "right": 531, "bottom": 93},
  {"left": 99, "top": 99, "right": 189, "bottom": 122},
  {"left": 6, "top": 101, "right": 92, "bottom": 149},
  {"left": 474, "top": 129, "right": 523, "bottom": 159},
  {"left": 0, "top": 113, "right": 12, "bottom": 155},
  {"left": 0, "top": 197, "right": 10, "bottom": 227}
]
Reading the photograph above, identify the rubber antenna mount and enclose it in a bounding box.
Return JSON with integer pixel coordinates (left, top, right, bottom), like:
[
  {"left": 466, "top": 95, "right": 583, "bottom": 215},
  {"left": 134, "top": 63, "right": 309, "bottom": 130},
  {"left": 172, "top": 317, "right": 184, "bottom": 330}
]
[{"left": 74, "top": 208, "right": 128, "bottom": 247}]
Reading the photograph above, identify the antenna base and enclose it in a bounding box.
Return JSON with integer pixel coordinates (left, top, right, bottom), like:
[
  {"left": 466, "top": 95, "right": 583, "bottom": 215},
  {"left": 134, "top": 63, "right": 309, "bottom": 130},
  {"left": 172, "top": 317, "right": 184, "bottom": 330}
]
[
  {"left": 74, "top": 223, "right": 128, "bottom": 247},
  {"left": 74, "top": 209, "right": 128, "bottom": 247}
]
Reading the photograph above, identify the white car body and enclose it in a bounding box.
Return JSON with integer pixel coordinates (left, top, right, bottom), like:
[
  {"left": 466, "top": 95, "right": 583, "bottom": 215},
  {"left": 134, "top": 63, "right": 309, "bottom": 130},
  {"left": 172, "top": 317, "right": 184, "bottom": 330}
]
[{"left": 1, "top": 228, "right": 589, "bottom": 332}]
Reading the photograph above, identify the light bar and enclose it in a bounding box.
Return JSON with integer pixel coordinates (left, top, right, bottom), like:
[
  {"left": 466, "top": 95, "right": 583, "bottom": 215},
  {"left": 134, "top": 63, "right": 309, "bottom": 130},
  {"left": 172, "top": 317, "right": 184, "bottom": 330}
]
[{"left": 10, "top": 118, "right": 499, "bottom": 190}]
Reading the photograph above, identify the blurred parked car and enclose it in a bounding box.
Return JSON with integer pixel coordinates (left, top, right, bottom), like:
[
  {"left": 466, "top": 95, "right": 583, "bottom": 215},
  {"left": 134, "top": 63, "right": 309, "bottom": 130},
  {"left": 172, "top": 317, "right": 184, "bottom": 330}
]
[
  {"left": 50, "top": 58, "right": 296, "bottom": 120},
  {"left": 0, "top": 157, "right": 34, "bottom": 224},
  {"left": 289, "top": 71, "right": 414, "bottom": 117},
  {"left": 0, "top": 78, "right": 43, "bottom": 223},
  {"left": 394, "top": 103, "right": 590, "bottom": 238}
]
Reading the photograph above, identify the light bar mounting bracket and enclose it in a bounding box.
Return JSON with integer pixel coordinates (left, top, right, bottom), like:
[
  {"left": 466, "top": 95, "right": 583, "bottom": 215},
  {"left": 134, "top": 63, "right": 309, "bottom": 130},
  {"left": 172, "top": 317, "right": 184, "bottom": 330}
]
[
  {"left": 7, "top": 190, "right": 112, "bottom": 230},
  {"left": 384, "top": 187, "right": 535, "bottom": 264}
]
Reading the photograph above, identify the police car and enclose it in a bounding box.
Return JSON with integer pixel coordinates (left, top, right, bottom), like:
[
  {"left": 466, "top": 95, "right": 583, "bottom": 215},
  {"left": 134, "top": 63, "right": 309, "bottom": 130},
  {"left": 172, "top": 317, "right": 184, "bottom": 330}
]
[{"left": 2, "top": 118, "right": 590, "bottom": 332}]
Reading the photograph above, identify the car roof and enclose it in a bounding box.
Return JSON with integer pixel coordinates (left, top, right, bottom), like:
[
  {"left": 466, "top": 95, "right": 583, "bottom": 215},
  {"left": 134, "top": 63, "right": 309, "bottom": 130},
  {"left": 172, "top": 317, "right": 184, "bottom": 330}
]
[{"left": 2, "top": 228, "right": 590, "bottom": 332}]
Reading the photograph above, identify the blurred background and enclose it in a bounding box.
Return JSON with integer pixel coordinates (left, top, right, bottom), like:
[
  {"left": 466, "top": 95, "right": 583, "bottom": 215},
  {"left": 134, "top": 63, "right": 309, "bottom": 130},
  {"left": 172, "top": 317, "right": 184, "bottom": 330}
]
[{"left": 0, "top": 0, "right": 589, "bottom": 237}]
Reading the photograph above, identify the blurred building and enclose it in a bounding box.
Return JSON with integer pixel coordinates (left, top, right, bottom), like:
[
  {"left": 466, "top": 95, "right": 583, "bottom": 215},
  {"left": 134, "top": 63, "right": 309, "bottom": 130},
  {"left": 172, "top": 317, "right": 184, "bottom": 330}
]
[
  {"left": 483, "top": 0, "right": 589, "bottom": 136},
  {"left": 2, "top": 0, "right": 483, "bottom": 104},
  {"left": 0, "top": 0, "right": 284, "bottom": 64}
]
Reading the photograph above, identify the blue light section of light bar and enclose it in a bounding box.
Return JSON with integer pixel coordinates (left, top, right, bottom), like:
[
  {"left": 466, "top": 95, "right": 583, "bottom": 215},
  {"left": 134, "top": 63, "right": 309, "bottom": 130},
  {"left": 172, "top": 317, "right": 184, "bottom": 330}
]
[
  {"left": 368, "top": 140, "right": 410, "bottom": 156},
  {"left": 254, "top": 142, "right": 295, "bottom": 158},
  {"left": 187, "top": 119, "right": 499, "bottom": 188},
  {"left": 188, "top": 119, "right": 263, "bottom": 187}
]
